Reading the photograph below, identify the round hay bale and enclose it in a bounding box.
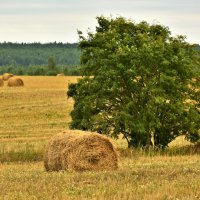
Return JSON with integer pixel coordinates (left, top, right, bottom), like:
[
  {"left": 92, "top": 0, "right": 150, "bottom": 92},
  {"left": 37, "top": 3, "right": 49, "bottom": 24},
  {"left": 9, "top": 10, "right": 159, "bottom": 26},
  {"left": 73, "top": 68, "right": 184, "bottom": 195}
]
[
  {"left": 44, "top": 130, "right": 118, "bottom": 172},
  {"left": 57, "top": 73, "right": 65, "bottom": 76},
  {"left": 0, "top": 78, "right": 4, "bottom": 87},
  {"left": 7, "top": 77, "right": 24, "bottom": 87},
  {"left": 2, "top": 73, "right": 14, "bottom": 81}
]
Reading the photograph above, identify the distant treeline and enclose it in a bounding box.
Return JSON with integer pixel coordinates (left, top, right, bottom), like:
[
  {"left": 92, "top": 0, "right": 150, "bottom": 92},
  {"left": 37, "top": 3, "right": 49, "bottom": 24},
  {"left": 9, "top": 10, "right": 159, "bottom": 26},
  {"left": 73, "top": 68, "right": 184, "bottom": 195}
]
[
  {"left": 0, "top": 42, "right": 199, "bottom": 76},
  {"left": 193, "top": 44, "right": 200, "bottom": 51},
  {"left": 0, "top": 42, "right": 81, "bottom": 76},
  {"left": 0, "top": 65, "right": 80, "bottom": 76}
]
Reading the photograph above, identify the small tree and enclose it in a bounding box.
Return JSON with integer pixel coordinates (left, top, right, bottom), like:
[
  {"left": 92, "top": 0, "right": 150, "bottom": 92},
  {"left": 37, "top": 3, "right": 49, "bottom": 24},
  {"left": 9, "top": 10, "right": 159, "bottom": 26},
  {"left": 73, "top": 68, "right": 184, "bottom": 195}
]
[
  {"left": 67, "top": 16, "right": 200, "bottom": 148},
  {"left": 47, "top": 57, "right": 58, "bottom": 75},
  {"left": 48, "top": 57, "right": 57, "bottom": 71}
]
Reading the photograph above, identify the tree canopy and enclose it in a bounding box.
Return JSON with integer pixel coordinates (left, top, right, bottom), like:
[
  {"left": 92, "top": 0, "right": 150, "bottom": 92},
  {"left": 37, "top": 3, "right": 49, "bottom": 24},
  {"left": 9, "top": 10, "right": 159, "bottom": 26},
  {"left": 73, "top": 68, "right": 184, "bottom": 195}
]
[{"left": 67, "top": 16, "right": 200, "bottom": 148}]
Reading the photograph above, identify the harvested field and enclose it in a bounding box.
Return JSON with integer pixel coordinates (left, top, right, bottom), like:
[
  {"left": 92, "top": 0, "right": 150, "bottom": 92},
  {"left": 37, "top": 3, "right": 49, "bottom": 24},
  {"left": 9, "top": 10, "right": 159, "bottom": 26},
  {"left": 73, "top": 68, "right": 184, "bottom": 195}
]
[
  {"left": 0, "top": 76, "right": 199, "bottom": 200},
  {"left": 0, "top": 78, "right": 3, "bottom": 87},
  {"left": 0, "top": 76, "right": 78, "bottom": 141}
]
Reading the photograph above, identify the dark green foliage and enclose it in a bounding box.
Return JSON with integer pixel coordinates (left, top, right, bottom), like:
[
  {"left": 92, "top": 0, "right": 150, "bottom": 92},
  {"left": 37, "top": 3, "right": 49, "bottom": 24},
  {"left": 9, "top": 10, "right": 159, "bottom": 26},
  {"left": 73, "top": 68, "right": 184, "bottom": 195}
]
[
  {"left": 0, "top": 42, "right": 80, "bottom": 67},
  {"left": 0, "top": 65, "right": 80, "bottom": 76},
  {"left": 48, "top": 57, "right": 57, "bottom": 71},
  {"left": 46, "top": 57, "right": 58, "bottom": 75},
  {"left": 68, "top": 16, "right": 200, "bottom": 148},
  {"left": 0, "top": 42, "right": 80, "bottom": 75},
  {"left": 27, "top": 66, "right": 46, "bottom": 76}
]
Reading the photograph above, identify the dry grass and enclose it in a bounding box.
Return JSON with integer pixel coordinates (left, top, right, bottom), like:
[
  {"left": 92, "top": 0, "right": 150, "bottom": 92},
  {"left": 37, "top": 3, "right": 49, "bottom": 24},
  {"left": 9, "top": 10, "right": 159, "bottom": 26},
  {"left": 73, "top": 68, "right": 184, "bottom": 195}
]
[
  {"left": 0, "top": 76, "right": 79, "bottom": 162},
  {"left": 0, "top": 76, "right": 78, "bottom": 141},
  {"left": 0, "top": 156, "right": 200, "bottom": 200},
  {"left": 0, "top": 76, "right": 200, "bottom": 199},
  {"left": 0, "top": 78, "right": 4, "bottom": 87}
]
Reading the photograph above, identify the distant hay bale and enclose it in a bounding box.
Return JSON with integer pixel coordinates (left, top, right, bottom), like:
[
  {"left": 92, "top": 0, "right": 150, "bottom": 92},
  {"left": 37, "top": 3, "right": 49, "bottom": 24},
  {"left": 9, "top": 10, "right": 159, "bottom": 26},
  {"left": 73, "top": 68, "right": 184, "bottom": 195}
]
[
  {"left": 44, "top": 130, "right": 118, "bottom": 172},
  {"left": 0, "top": 78, "right": 4, "bottom": 87},
  {"left": 7, "top": 77, "right": 24, "bottom": 87},
  {"left": 57, "top": 73, "right": 65, "bottom": 76},
  {"left": 2, "top": 73, "right": 14, "bottom": 81}
]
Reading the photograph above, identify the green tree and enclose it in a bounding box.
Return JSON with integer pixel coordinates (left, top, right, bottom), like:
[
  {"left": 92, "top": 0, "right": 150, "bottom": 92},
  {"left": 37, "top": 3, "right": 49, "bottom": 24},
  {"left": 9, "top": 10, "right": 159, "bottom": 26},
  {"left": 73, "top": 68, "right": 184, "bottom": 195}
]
[
  {"left": 48, "top": 57, "right": 57, "bottom": 71},
  {"left": 67, "top": 16, "right": 200, "bottom": 148}
]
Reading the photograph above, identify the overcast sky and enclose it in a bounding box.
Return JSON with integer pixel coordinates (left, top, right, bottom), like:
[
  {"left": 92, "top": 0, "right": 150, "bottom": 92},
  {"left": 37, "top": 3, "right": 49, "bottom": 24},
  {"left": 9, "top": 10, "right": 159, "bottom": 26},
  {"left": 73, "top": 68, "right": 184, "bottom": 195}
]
[{"left": 0, "top": 0, "right": 199, "bottom": 44}]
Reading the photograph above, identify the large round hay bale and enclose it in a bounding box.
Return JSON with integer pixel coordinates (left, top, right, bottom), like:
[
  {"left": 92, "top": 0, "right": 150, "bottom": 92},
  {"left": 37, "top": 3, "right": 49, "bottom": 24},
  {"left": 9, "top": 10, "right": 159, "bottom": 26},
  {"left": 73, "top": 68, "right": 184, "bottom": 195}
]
[
  {"left": 44, "top": 130, "right": 118, "bottom": 172},
  {"left": 2, "top": 73, "right": 14, "bottom": 81},
  {"left": 7, "top": 77, "right": 24, "bottom": 87},
  {"left": 0, "top": 78, "right": 4, "bottom": 87}
]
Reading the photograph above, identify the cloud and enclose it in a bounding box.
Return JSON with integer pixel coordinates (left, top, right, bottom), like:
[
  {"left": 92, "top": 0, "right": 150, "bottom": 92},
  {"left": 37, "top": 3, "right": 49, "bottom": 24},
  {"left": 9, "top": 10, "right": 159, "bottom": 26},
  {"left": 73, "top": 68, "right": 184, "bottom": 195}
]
[{"left": 0, "top": 0, "right": 199, "bottom": 43}]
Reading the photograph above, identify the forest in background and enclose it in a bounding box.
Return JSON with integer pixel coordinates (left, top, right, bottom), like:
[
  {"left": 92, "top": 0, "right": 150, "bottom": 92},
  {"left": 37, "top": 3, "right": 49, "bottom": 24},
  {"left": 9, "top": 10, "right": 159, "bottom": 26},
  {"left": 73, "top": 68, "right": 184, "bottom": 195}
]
[
  {"left": 0, "top": 42, "right": 199, "bottom": 76},
  {"left": 0, "top": 42, "right": 80, "bottom": 76}
]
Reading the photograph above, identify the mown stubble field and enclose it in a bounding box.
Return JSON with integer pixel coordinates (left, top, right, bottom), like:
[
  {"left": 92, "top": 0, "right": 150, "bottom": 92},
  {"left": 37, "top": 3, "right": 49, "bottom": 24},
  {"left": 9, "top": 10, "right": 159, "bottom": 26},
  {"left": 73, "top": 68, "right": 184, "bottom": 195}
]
[{"left": 0, "top": 76, "right": 200, "bottom": 200}]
